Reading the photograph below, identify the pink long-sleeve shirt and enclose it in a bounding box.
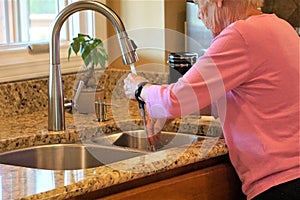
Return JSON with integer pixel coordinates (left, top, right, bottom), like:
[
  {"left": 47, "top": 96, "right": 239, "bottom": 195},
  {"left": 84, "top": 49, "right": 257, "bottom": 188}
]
[{"left": 145, "top": 14, "right": 299, "bottom": 199}]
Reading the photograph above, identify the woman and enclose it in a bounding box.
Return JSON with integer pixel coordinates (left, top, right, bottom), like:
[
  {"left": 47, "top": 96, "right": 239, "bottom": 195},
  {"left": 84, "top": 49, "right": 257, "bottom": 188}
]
[{"left": 123, "top": 0, "right": 299, "bottom": 199}]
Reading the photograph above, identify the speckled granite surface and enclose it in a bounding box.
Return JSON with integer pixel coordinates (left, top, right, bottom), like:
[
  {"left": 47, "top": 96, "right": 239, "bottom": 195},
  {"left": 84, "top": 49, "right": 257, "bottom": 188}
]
[
  {"left": 0, "top": 69, "right": 169, "bottom": 118},
  {"left": 0, "top": 70, "right": 227, "bottom": 200}
]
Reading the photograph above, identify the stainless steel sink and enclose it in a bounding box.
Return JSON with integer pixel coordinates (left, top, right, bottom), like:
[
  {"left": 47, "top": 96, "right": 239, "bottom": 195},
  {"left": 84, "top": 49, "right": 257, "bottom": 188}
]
[
  {"left": 0, "top": 131, "right": 205, "bottom": 170},
  {"left": 91, "top": 130, "right": 204, "bottom": 152},
  {"left": 0, "top": 143, "right": 144, "bottom": 170}
]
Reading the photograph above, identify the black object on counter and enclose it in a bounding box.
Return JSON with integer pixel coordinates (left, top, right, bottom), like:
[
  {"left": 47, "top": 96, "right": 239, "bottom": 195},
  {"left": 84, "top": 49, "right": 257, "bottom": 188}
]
[{"left": 168, "top": 52, "right": 198, "bottom": 83}]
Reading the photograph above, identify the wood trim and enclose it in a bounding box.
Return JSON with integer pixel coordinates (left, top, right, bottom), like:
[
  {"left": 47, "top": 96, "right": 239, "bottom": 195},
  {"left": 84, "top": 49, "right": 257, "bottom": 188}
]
[{"left": 99, "top": 162, "right": 245, "bottom": 200}]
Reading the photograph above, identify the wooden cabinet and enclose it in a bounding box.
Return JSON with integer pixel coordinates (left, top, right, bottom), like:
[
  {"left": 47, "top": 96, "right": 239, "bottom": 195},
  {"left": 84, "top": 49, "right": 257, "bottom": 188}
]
[
  {"left": 98, "top": 162, "right": 246, "bottom": 200},
  {"left": 70, "top": 156, "right": 245, "bottom": 200}
]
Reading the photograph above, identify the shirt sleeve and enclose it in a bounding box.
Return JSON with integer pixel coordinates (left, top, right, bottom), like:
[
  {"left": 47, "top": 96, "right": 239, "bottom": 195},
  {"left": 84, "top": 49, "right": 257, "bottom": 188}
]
[{"left": 145, "top": 25, "right": 251, "bottom": 119}]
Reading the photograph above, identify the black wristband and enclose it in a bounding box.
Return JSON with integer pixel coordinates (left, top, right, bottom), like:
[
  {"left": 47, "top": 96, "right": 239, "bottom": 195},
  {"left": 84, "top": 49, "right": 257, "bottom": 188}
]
[{"left": 135, "top": 81, "right": 148, "bottom": 103}]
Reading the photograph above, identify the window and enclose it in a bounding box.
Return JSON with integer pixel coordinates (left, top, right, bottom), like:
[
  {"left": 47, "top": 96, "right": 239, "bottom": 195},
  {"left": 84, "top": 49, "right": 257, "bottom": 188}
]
[
  {"left": 0, "top": 0, "right": 67, "bottom": 44},
  {"left": 0, "top": 0, "right": 106, "bottom": 83}
]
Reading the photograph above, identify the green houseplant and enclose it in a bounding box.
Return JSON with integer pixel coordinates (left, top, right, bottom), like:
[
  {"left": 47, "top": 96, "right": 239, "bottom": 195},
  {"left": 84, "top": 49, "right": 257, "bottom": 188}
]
[
  {"left": 68, "top": 33, "right": 108, "bottom": 88},
  {"left": 68, "top": 33, "right": 108, "bottom": 113}
]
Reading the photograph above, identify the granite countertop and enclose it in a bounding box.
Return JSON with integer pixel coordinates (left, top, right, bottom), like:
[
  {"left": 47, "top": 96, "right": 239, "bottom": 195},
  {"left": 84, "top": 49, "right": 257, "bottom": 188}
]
[{"left": 0, "top": 106, "right": 228, "bottom": 200}]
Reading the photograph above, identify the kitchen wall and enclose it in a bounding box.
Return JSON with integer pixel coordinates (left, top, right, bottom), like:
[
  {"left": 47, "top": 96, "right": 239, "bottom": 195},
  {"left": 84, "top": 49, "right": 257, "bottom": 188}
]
[{"left": 104, "top": 0, "right": 187, "bottom": 73}]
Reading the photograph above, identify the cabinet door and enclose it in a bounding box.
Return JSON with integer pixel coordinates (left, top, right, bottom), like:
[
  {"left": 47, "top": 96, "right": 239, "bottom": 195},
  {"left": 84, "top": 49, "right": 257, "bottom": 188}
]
[{"left": 99, "top": 163, "right": 246, "bottom": 200}]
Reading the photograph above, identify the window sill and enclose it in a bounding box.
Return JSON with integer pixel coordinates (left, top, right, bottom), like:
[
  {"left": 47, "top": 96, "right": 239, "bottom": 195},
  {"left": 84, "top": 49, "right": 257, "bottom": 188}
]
[{"left": 0, "top": 43, "right": 83, "bottom": 83}]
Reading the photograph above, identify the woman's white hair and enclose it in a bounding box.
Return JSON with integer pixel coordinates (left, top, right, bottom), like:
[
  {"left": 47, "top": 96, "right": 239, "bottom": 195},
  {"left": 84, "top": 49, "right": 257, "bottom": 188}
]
[{"left": 202, "top": 0, "right": 265, "bottom": 36}]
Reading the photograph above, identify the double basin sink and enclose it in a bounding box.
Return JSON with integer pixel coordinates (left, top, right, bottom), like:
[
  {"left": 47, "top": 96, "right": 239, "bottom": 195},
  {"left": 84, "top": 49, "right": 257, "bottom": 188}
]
[{"left": 0, "top": 130, "right": 204, "bottom": 170}]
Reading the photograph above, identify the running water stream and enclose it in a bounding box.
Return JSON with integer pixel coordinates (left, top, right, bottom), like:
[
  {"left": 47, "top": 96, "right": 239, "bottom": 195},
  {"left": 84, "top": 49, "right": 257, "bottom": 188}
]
[
  {"left": 130, "top": 63, "right": 156, "bottom": 151},
  {"left": 130, "top": 63, "right": 137, "bottom": 74}
]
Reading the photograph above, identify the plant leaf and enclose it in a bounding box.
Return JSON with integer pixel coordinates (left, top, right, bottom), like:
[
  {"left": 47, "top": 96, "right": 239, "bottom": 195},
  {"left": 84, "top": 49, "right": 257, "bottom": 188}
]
[
  {"left": 82, "top": 44, "right": 94, "bottom": 66},
  {"left": 93, "top": 50, "right": 100, "bottom": 66},
  {"left": 72, "top": 40, "right": 80, "bottom": 55},
  {"left": 67, "top": 46, "right": 72, "bottom": 60},
  {"left": 99, "top": 54, "right": 106, "bottom": 68},
  {"left": 84, "top": 54, "right": 92, "bottom": 67},
  {"left": 68, "top": 33, "right": 108, "bottom": 70}
]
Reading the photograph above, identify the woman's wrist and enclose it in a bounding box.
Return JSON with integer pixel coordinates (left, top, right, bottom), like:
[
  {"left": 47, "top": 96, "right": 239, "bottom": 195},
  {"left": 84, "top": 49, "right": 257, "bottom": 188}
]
[
  {"left": 135, "top": 82, "right": 149, "bottom": 102},
  {"left": 135, "top": 82, "right": 151, "bottom": 102},
  {"left": 140, "top": 83, "right": 151, "bottom": 101}
]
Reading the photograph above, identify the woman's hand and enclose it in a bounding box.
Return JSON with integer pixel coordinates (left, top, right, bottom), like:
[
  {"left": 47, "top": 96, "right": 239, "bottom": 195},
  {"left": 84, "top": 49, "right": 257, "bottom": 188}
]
[
  {"left": 123, "top": 73, "right": 149, "bottom": 100},
  {"left": 147, "top": 117, "right": 169, "bottom": 136},
  {"left": 146, "top": 117, "right": 174, "bottom": 150},
  {"left": 146, "top": 118, "right": 174, "bottom": 139}
]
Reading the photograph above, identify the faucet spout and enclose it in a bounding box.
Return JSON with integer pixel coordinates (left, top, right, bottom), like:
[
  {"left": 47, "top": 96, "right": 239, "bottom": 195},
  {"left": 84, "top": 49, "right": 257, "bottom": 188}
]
[{"left": 49, "top": 0, "right": 138, "bottom": 131}]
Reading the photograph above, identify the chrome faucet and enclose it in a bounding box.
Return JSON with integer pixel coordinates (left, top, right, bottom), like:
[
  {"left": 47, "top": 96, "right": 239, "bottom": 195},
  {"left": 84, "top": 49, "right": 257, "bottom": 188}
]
[{"left": 49, "top": 0, "right": 138, "bottom": 131}]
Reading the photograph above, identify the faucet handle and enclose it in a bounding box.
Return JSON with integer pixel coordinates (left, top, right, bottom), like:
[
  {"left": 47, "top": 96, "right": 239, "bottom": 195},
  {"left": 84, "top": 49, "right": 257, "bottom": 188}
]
[
  {"left": 73, "top": 80, "right": 85, "bottom": 109},
  {"left": 64, "top": 98, "right": 73, "bottom": 113},
  {"left": 130, "top": 39, "right": 138, "bottom": 50},
  {"left": 95, "top": 101, "right": 116, "bottom": 122}
]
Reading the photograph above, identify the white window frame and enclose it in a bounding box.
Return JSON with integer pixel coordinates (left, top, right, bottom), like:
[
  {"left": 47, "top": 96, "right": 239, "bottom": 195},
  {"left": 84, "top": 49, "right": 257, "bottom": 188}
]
[{"left": 0, "top": 0, "right": 107, "bottom": 83}]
